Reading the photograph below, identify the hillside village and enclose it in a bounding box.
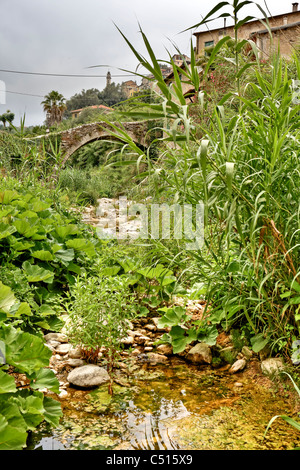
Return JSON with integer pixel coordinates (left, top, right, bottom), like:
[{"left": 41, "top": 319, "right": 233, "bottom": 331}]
[
  {"left": 1, "top": 0, "right": 300, "bottom": 452},
  {"left": 55, "top": 3, "right": 300, "bottom": 124}
]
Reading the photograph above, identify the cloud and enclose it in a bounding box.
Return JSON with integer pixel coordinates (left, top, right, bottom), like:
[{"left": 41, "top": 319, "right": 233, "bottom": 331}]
[{"left": 0, "top": 0, "right": 290, "bottom": 126}]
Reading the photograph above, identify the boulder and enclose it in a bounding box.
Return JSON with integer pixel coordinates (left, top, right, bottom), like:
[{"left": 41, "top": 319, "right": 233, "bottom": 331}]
[
  {"left": 229, "top": 358, "right": 247, "bottom": 374},
  {"left": 147, "top": 353, "right": 168, "bottom": 364},
  {"left": 66, "top": 358, "right": 85, "bottom": 367},
  {"left": 121, "top": 336, "right": 135, "bottom": 346},
  {"left": 68, "top": 346, "right": 82, "bottom": 359},
  {"left": 186, "top": 343, "right": 212, "bottom": 364},
  {"left": 156, "top": 344, "right": 173, "bottom": 356},
  {"left": 261, "top": 357, "right": 285, "bottom": 375},
  {"left": 44, "top": 333, "right": 68, "bottom": 343},
  {"left": 67, "top": 365, "right": 110, "bottom": 388},
  {"left": 55, "top": 343, "right": 72, "bottom": 355}
]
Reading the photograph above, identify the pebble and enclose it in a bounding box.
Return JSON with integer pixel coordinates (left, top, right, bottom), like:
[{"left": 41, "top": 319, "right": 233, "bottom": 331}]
[
  {"left": 66, "top": 358, "right": 85, "bottom": 367},
  {"left": 68, "top": 346, "right": 82, "bottom": 359},
  {"left": 229, "top": 358, "right": 247, "bottom": 374},
  {"left": 58, "top": 390, "right": 69, "bottom": 399},
  {"left": 44, "top": 333, "right": 68, "bottom": 343},
  {"left": 55, "top": 343, "right": 72, "bottom": 355}
]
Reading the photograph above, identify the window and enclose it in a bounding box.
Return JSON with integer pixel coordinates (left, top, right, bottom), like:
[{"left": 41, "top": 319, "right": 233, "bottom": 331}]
[{"left": 204, "top": 40, "right": 214, "bottom": 56}]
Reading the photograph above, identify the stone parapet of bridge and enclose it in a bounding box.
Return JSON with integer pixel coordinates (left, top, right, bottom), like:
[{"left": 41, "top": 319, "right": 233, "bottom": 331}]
[{"left": 60, "top": 121, "right": 150, "bottom": 165}]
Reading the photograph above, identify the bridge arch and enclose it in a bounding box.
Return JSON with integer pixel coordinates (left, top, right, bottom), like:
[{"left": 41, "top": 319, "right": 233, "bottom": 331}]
[{"left": 59, "top": 121, "right": 150, "bottom": 166}]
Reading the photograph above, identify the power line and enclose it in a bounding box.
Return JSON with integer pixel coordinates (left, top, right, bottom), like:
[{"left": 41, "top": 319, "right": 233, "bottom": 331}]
[
  {"left": 0, "top": 68, "right": 136, "bottom": 78},
  {"left": 6, "top": 90, "right": 44, "bottom": 98}
]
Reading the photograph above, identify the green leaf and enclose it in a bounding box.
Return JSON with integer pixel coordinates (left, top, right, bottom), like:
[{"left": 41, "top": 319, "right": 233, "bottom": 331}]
[
  {"left": 55, "top": 224, "right": 78, "bottom": 240},
  {"left": 0, "top": 223, "right": 17, "bottom": 240},
  {"left": 8, "top": 237, "right": 34, "bottom": 252},
  {"left": 0, "top": 422, "right": 28, "bottom": 450},
  {"left": 291, "top": 281, "right": 300, "bottom": 293},
  {"left": 66, "top": 238, "right": 96, "bottom": 257},
  {"left": 0, "top": 324, "right": 52, "bottom": 375},
  {"left": 14, "top": 302, "right": 32, "bottom": 317},
  {"left": 66, "top": 262, "right": 83, "bottom": 275},
  {"left": 38, "top": 304, "right": 56, "bottom": 316},
  {"left": 29, "top": 368, "right": 60, "bottom": 393},
  {"left": 157, "top": 306, "right": 187, "bottom": 328},
  {"left": 22, "top": 261, "right": 54, "bottom": 284},
  {"left": 30, "top": 200, "right": 51, "bottom": 212},
  {"left": 225, "top": 162, "right": 235, "bottom": 198},
  {"left": 14, "top": 391, "right": 45, "bottom": 431},
  {"left": 0, "top": 190, "right": 20, "bottom": 205},
  {"left": 197, "top": 325, "right": 218, "bottom": 346},
  {"left": 160, "top": 275, "right": 177, "bottom": 286},
  {"left": 226, "top": 261, "right": 240, "bottom": 273},
  {"left": 42, "top": 396, "right": 63, "bottom": 427},
  {"left": 137, "top": 264, "right": 173, "bottom": 280},
  {"left": 101, "top": 266, "right": 120, "bottom": 276},
  {"left": 181, "top": 2, "right": 230, "bottom": 31},
  {"left": 31, "top": 250, "right": 54, "bottom": 262},
  {"left": 0, "top": 282, "right": 16, "bottom": 314},
  {"left": 250, "top": 333, "right": 269, "bottom": 353},
  {"left": 169, "top": 326, "right": 190, "bottom": 354},
  {"left": 55, "top": 248, "right": 75, "bottom": 264},
  {"left": 14, "top": 219, "right": 37, "bottom": 238},
  {"left": 0, "top": 369, "right": 17, "bottom": 394}
]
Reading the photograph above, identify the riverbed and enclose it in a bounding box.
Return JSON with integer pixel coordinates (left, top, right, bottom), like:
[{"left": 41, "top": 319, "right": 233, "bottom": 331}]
[{"left": 27, "top": 356, "right": 300, "bottom": 451}]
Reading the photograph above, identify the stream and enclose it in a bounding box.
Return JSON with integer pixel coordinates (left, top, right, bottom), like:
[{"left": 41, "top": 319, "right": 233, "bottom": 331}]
[
  {"left": 25, "top": 201, "right": 300, "bottom": 450},
  {"left": 27, "top": 357, "right": 300, "bottom": 451}
]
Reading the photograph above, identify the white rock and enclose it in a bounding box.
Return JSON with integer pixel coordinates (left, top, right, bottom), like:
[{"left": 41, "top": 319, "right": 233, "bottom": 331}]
[
  {"left": 261, "top": 357, "right": 285, "bottom": 375},
  {"left": 147, "top": 353, "right": 168, "bottom": 364},
  {"left": 68, "top": 346, "right": 82, "bottom": 359},
  {"left": 44, "top": 333, "right": 68, "bottom": 343},
  {"left": 229, "top": 358, "right": 247, "bottom": 373},
  {"left": 55, "top": 343, "right": 72, "bottom": 355},
  {"left": 47, "top": 340, "right": 61, "bottom": 348},
  {"left": 156, "top": 344, "right": 173, "bottom": 356},
  {"left": 66, "top": 358, "right": 85, "bottom": 367},
  {"left": 121, "top": 336, "right": 135, "bottom": 346},
  {"left": 67, "top": 365, "right": 110, "bottom": 388},
  {"left": 58, "top": 390, "right": 69, "bottom": 399},
  {"left": 186, "top": 343, "right": 212, "bottom": 364}
]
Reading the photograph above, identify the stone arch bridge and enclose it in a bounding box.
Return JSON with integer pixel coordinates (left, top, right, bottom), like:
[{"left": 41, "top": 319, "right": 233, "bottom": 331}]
[{"left": 27, "top": 121, "right": 154, "bottom": 166}]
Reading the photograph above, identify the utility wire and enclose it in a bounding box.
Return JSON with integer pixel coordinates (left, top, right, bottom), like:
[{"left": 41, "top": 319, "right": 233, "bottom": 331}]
[
  {"left": 6, "top": 90, "right": 44, "bottom": 98},
  {"left": 0, "top": 68, "right": 136, "bottom": 78}
]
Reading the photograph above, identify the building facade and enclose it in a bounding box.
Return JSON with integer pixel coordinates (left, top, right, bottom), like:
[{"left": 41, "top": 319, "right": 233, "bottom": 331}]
[
  {"left": 194, "top": 3, "right": 300, "bottom": 59},
  {"left": 121, "top": 80, "right": 139, "bottom": 98}
]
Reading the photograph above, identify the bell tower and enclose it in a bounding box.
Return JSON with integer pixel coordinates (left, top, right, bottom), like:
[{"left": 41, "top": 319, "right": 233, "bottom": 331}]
[{"left": 106, "top": 71, "right": 111, "bottom": 87}]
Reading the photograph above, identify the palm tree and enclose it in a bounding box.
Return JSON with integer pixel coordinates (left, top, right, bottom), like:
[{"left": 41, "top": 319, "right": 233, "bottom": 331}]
[
  {"left": 0, "top": 110, "right": 14, "bottom": 128},
  {"left": 41, "top": 90, "right": 66, "bottom": 127}
]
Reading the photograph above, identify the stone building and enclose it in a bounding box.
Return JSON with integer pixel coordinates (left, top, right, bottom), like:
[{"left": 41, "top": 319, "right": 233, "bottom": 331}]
[
  {"left": 70, "top": 105, "right": 112, "bottom": 119},
  {"left": 193, "top": 3, "right": 300, "bottom": 59},
  {"left": 121, "top": 80, "right": 139, "bottom": 98}
]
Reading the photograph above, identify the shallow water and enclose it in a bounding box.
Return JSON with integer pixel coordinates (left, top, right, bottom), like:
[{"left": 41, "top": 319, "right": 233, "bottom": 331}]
[{"left": 27, "top": 358, "right": 300, "bottom": 450}]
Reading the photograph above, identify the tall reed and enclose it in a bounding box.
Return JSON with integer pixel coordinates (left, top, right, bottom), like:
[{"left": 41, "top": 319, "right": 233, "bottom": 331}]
[{"left": 110, "top": 1, "right": 300, "bottom": 357}]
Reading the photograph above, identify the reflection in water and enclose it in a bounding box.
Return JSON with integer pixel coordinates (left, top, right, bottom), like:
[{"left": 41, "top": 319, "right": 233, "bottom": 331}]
[
  {"left": 29, "top": 361, "right": 300, "bottom": 451},
  {"left": 124, "top": 396, "right": 190, "bottom": 450},
  {"left": 33, "top": 437, "right": 66, "bottom": 450}
]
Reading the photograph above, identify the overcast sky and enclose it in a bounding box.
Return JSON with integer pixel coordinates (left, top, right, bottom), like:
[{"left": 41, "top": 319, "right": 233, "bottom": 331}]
[{"left": 0, "top": 0, "right": 293, "bottom": 126}]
